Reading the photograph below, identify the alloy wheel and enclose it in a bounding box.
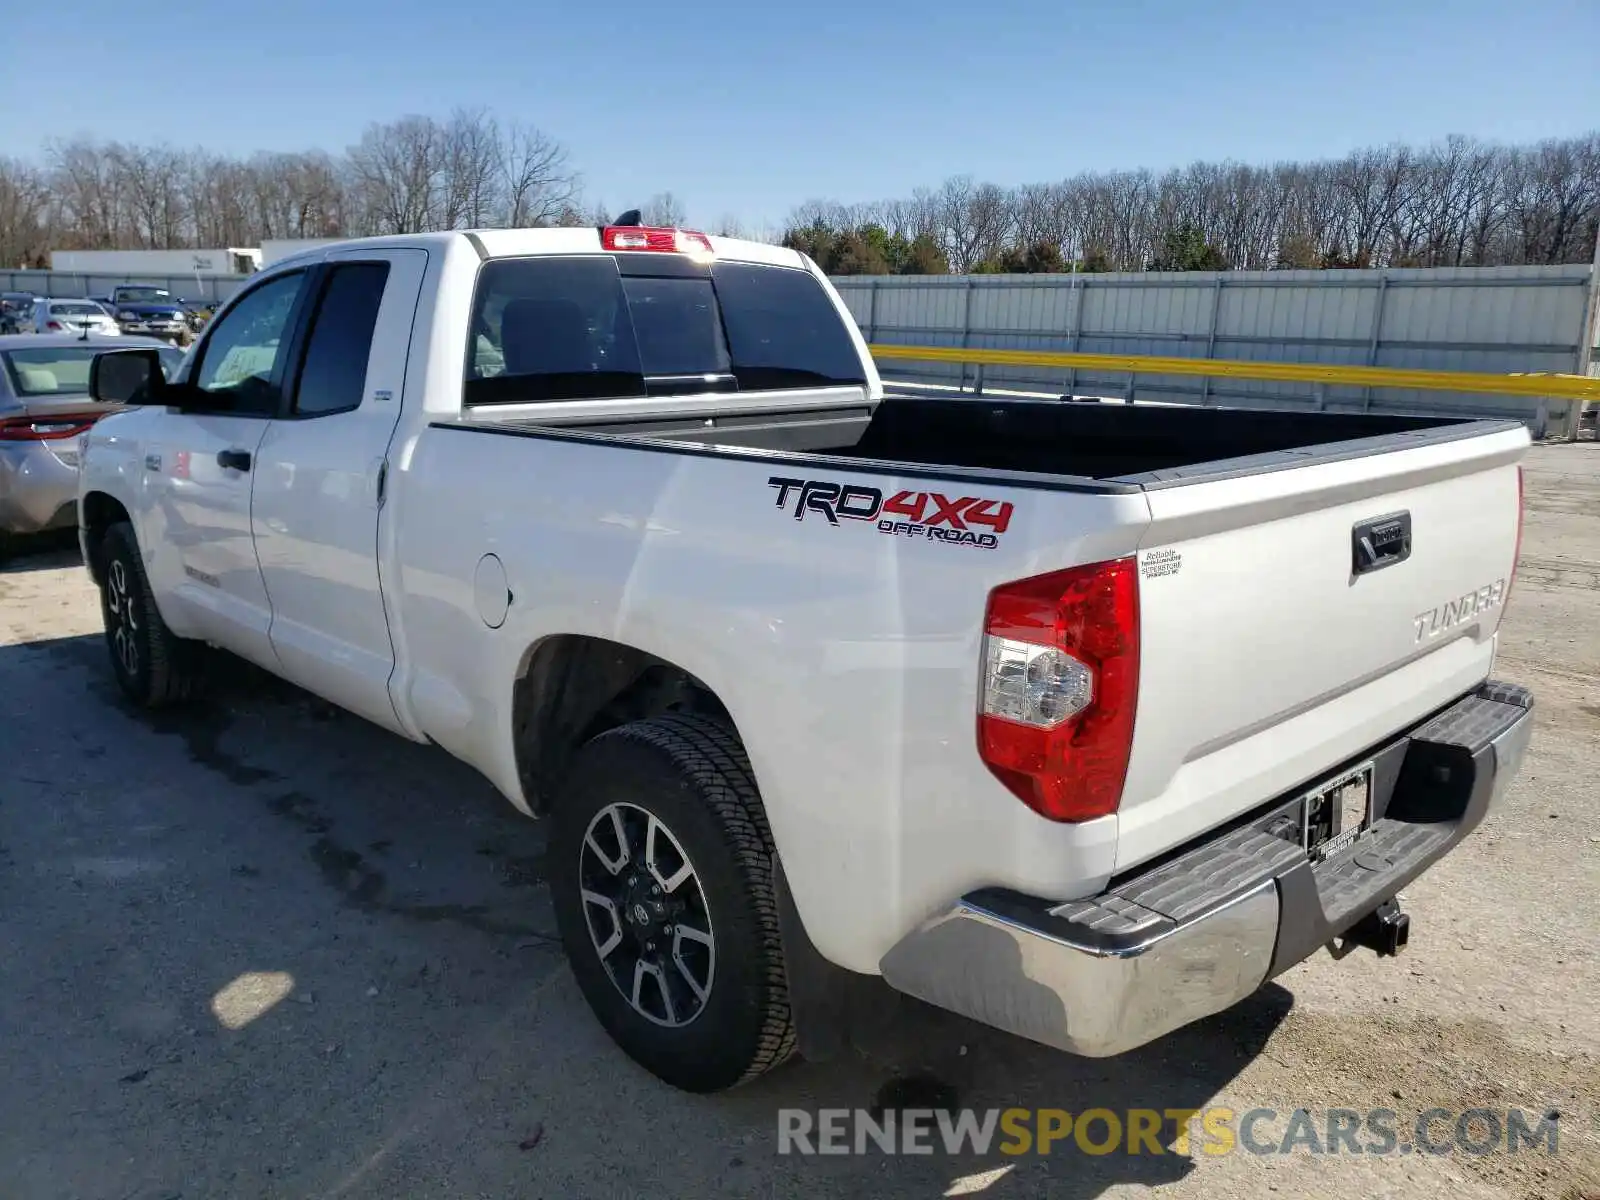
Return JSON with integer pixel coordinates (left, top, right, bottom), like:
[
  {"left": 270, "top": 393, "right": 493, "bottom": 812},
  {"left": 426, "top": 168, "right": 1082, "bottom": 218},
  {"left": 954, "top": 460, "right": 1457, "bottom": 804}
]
[
  {"left": 578, "top": 801, "right": 716, "bottom": 1028},
  {"left": 106, "top": 558, "right": 140, "bottom": 678}
]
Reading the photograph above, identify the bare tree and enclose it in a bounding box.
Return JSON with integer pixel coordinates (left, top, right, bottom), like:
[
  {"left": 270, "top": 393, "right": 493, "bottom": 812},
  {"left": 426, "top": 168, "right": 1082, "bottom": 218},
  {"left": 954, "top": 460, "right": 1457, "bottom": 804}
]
[
  {"left": 430, "top": 107, "right": 502, "bottom": 229},
  {"left": 0, "top": 157, "right": 49, "bottom": 267},
  {"left": 46, "top": 139, "right": 127, "bottom": 249},
  {"left": 642, "top": 191, "right": 687, "bottom": 227},
  {"left": 501, "top": 121, "right": 578, "bottom": 228},
  {"left": 783, "top": 131, "right": 1600, "bottom": 273},
  {"left": 347, "top": 116, "right": 446, "bottom": 234},
  {"left": 11, "top": 118, "right": 1599, "bottom": 274},
  {"left": 932, "top": 176, "right": 1013, "bottom": 271}
]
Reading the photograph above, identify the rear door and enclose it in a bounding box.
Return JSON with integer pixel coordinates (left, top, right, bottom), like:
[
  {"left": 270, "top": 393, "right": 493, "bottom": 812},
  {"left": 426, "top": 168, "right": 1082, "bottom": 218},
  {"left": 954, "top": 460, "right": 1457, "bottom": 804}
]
[
  {"left": 1115, "top": 428, "right": 1528, "bottom": 872},
  {"left": 249, "top": 248, "right": 426, "bottom": 732}
]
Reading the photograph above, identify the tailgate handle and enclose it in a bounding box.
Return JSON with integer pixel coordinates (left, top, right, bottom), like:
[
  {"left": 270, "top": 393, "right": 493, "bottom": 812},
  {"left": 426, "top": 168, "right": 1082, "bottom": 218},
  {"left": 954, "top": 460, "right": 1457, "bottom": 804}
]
[{"left": 1352, "top": 512, "right": 1412, "bottom": 576}]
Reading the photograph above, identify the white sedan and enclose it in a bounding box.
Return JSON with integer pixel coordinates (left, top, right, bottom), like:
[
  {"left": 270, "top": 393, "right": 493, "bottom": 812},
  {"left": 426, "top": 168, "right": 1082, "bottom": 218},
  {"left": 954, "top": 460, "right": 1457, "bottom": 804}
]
[{"left": 30, "top": 298, "right": 121, "bottom": 337}]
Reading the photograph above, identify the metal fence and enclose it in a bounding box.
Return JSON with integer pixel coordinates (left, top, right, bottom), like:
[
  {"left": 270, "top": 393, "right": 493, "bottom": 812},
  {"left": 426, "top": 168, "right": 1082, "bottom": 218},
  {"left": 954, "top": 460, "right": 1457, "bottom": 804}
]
[
  {"left": 0, "top": 270, "right": 250, "bottom": 306},
  {"left": 6, "top": 261, "right": 1596, "bottom": 434},
  {"left": 834, "top": 264, "right": 1599, "bottom": 436}
]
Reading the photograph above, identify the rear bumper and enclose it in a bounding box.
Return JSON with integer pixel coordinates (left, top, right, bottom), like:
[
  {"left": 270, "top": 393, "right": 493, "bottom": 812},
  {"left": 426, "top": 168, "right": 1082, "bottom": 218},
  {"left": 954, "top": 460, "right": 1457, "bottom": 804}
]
[
  {"left": 879, "top": 680, "right": 1534, "bottom": 1058},
  {"left": 0, "top": 442, "right": 80, "bottom": 535}
]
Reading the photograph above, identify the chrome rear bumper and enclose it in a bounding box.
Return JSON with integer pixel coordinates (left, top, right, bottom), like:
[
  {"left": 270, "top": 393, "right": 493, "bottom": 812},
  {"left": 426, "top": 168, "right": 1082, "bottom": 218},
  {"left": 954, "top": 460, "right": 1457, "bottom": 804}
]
[{"left": 880, "top": 681, "right": 1534, "bottom": 1058}]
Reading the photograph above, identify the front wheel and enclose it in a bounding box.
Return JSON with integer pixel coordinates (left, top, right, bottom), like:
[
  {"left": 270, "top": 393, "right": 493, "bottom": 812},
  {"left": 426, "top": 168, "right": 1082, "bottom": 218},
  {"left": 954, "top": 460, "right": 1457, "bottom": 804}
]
[
  {"left": 98, "top": 522, "right": 208, "bottom": 707},
  {"left": 548, "top": 714, "right": 796, "bottom": 1093}
]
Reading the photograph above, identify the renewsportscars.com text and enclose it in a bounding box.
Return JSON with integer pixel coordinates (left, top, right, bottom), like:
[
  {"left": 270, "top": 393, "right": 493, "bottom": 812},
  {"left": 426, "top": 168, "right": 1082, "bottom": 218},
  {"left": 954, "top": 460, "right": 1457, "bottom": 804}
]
[{"left": 777, "top": 1106, "right": 1560, "bottom": 1158}]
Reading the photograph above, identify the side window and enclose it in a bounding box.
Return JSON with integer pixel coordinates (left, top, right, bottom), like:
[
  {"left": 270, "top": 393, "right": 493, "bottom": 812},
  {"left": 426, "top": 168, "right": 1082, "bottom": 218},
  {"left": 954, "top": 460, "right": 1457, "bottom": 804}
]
[
  {"left": 191, "top": 271, "right": 306, "bottom": 415},
  {"left": 290, "top": 262, "right": 390, "bottom": 417}
]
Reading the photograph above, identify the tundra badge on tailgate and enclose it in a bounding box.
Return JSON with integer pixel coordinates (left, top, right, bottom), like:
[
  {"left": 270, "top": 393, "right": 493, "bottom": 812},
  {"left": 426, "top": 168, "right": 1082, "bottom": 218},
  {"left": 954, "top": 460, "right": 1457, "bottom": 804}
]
[
  {"left": 1413, "top": 578, "right": 1506, "bottom": 643},
  {"left": 766, "top": 476, "right": 1013, "bottom": 549}
]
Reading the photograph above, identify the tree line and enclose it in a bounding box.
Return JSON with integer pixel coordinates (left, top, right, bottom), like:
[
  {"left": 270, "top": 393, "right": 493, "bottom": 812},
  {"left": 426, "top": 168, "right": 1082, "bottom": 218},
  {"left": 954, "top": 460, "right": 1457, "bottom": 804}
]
[
  {"left": 781, "top": 133, "right": 1600, "bottom": 274},
  {"left": 3, "top": 118, "right": 1597, "bottom": 276},
  {"left": 0, "top": 108, "right": 698, "bottom": 268}
]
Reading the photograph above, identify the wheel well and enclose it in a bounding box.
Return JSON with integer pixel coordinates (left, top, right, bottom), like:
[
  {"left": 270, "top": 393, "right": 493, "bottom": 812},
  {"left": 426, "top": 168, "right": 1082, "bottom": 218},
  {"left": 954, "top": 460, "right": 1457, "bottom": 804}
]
[
  {"left": 81, "top": 492, "right": 131, "bottom": 585},
  {"left": 512, "top": 635, "right": 734, "bottom": 814}
]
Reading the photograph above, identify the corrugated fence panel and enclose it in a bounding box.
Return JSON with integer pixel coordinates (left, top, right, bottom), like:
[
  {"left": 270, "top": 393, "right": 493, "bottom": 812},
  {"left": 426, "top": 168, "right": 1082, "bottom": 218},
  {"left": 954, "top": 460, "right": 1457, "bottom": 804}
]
[
  {"left": 833, "top": 263, "right": 1595, "bottom": 433},
  {"left": 6, "top": 263, "right": 1591, "bottom": 432},
  {"left": 0, "top": 270, "right": 250, "bottom": 304}
]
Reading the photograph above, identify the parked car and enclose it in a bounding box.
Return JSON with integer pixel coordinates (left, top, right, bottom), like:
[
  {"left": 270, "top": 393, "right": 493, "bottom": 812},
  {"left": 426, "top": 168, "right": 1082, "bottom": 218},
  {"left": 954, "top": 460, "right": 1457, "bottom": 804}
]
[
  {"left": 78, "top": 226, "right": 1533, "bottom": 1094},
  {"left": 0, "top": 334, "right": 183, "bottom": 557},
  {"left": 0, "top": 292, "right": 37, "bottom": 334},
  {"left": 31, "top": 297, "right": 121, "bottom": 338},
  {"left": 100, "top": 284, "right": 191, "bottom": 341}
]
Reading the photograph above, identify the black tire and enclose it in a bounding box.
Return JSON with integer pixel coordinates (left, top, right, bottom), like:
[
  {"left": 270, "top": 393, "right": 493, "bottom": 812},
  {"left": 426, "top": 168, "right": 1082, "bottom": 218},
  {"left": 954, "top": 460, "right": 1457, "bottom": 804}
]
[
  {"left": 548, "top": 713, "right": 796, "bottom": 1093},
  {"left": 98, "top": 522, "right": 208, "bottom": 707}
]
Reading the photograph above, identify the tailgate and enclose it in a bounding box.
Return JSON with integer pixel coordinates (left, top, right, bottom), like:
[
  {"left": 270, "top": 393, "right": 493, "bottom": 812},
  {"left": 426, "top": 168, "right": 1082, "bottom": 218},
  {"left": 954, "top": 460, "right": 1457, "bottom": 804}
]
[{"left": 1116, "top": 424, "right": 1527, "bottom": 872}]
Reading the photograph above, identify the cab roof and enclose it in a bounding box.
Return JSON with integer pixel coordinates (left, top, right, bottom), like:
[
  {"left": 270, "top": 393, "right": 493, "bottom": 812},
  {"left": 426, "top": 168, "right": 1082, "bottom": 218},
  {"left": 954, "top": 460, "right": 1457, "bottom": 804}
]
[{"left": 268, "top": 228, "right": 806, "bottom": 271}]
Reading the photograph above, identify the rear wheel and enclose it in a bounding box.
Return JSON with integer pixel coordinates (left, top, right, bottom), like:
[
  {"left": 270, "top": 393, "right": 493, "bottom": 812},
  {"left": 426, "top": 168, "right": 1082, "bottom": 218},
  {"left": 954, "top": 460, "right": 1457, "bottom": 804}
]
[
  {"left": 548, "top": 714, "right": 796, "bottom": 1093},
  {"left": 98, "top": 522, "right": 208, "bottom": 707}
]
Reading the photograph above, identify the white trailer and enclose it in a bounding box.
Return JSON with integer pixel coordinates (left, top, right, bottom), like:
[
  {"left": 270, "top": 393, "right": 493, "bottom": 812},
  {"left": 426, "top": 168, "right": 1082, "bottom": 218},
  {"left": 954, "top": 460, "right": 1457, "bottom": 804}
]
[
  {"left": 259, "top": 238, "right": 348, "bottom": 266},
  {"left": 48, "top": 249, "right": 261, "bottom": 276}
]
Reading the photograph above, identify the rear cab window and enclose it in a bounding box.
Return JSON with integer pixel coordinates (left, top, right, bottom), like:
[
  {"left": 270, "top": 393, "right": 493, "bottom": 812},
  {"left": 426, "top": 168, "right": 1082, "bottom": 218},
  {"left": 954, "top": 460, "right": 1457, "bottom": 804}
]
[{"left": 465, "top": 254, "right": 866, "bottom": 405}]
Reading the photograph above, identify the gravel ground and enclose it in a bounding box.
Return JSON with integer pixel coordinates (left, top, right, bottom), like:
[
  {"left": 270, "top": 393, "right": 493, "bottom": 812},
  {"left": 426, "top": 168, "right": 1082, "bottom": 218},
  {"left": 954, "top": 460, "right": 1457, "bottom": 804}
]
[{"left": 0, "top": 443, "right": 1595, "bottom": 1200}]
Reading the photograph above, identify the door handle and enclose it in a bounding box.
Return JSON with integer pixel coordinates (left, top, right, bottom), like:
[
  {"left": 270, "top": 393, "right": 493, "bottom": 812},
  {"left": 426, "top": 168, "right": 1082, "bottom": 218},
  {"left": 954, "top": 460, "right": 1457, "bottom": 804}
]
[{"left": 217, "top": 448, "right": 252, "bottom": 472}]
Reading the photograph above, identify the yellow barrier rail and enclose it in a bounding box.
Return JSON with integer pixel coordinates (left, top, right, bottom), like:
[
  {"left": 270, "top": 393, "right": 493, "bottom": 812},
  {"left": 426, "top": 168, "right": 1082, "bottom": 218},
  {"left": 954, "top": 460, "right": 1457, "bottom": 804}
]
[{"left": 868, "top": 343, "right": 1600, "bottom": 403}]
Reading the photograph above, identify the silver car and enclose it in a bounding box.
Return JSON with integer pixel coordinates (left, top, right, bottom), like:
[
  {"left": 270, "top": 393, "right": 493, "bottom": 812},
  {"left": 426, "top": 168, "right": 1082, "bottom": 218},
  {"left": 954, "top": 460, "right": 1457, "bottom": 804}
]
[
  {"left": 0, "top": 333, "right": 184, "bottom": 556},
  {"left": 31, "top": 297, "right": 122, "bottom": 338}
]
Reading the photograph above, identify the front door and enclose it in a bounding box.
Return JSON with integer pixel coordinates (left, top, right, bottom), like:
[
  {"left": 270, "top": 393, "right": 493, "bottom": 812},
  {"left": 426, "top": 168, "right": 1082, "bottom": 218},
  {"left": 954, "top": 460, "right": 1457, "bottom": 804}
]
[
  {"left": 250, "top": 248, "right": 427, "bottom": 731},
  {"left": 140, "top": 268, "right": 312, "bottom": 670}
]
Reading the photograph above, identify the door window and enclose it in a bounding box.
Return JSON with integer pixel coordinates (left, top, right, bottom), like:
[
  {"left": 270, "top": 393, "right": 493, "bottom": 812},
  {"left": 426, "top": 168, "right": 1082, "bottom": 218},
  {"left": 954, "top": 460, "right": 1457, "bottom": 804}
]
[
  {"left": 191, "top": 271, "right": 307, "bottom": 415},
  {"left": 289, "top": 262, "right": 391, "bottom": 417}
]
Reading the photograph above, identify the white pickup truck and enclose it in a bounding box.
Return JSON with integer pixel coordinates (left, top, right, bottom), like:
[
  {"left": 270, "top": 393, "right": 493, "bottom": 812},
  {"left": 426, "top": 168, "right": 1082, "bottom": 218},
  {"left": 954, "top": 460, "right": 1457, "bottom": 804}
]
[{"left": 79, "top": 224, "right": 1534, "bottom": 1094}]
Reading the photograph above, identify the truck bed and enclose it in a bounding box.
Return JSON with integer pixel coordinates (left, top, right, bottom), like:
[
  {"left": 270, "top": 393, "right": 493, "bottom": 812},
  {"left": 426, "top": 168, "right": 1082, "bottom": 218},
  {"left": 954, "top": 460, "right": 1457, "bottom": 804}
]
[{"left": 468, "top": 392, "right": 1514, "bottom": 489}]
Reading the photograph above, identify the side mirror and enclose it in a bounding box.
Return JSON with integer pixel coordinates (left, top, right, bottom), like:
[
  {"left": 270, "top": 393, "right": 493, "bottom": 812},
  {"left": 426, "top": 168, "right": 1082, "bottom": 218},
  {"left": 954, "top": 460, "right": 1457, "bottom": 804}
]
[{"left": 90, "top": 348, "right": 168, "bottom": 406}]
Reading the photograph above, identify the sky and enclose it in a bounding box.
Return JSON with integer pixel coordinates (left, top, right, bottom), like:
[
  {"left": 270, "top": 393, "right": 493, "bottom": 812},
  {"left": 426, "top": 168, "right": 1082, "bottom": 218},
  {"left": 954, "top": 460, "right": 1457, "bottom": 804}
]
[{"left": 4, "top": 0, "right": 1598, "bottom": 232}]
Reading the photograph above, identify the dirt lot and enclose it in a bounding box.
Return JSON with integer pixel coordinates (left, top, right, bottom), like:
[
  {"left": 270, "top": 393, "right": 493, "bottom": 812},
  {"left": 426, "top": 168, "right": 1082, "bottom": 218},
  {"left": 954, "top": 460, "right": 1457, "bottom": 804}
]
[{"left": 1, "top": 444, "right": 1596, "bottom": 1200}]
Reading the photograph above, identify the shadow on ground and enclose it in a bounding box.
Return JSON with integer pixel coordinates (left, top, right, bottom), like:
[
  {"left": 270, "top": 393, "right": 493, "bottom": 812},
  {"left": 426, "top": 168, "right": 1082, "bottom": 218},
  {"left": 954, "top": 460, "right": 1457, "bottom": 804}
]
[
  {"left": 1, "top": 629, "right": 1294, "bottom": 1200},
  {"left": 0, "top": 529, "right": 82, "bottom": 574}
]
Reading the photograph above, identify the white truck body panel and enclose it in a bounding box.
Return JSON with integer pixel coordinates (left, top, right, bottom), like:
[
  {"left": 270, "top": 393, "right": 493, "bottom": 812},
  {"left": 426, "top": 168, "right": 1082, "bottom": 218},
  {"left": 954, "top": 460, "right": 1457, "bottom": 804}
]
[{"left": 391, "top": 427, "right": 1148, "bottom": 969}]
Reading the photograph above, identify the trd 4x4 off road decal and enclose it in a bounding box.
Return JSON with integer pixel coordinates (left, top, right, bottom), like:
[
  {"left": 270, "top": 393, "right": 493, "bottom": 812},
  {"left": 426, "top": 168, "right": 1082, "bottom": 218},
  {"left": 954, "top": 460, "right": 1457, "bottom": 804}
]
[{"left": 766, "top": 476, "right": 1013, "bottom": 550}]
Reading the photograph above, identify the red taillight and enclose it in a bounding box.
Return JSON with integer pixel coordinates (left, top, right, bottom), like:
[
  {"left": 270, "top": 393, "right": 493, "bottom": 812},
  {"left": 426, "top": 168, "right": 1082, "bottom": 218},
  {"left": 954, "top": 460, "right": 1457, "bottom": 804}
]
[
  {"left": 977, "top": 557, "right": 1140, "bottom": 823},
  {"left": 0, "top": 415, "right": 97, "bottom": 441},
  {"left": 46, "top": 320, "right": 62, "bottom": 331},
  {"left": 601, "top": 225, "right": 714, "bottom": 255}
]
